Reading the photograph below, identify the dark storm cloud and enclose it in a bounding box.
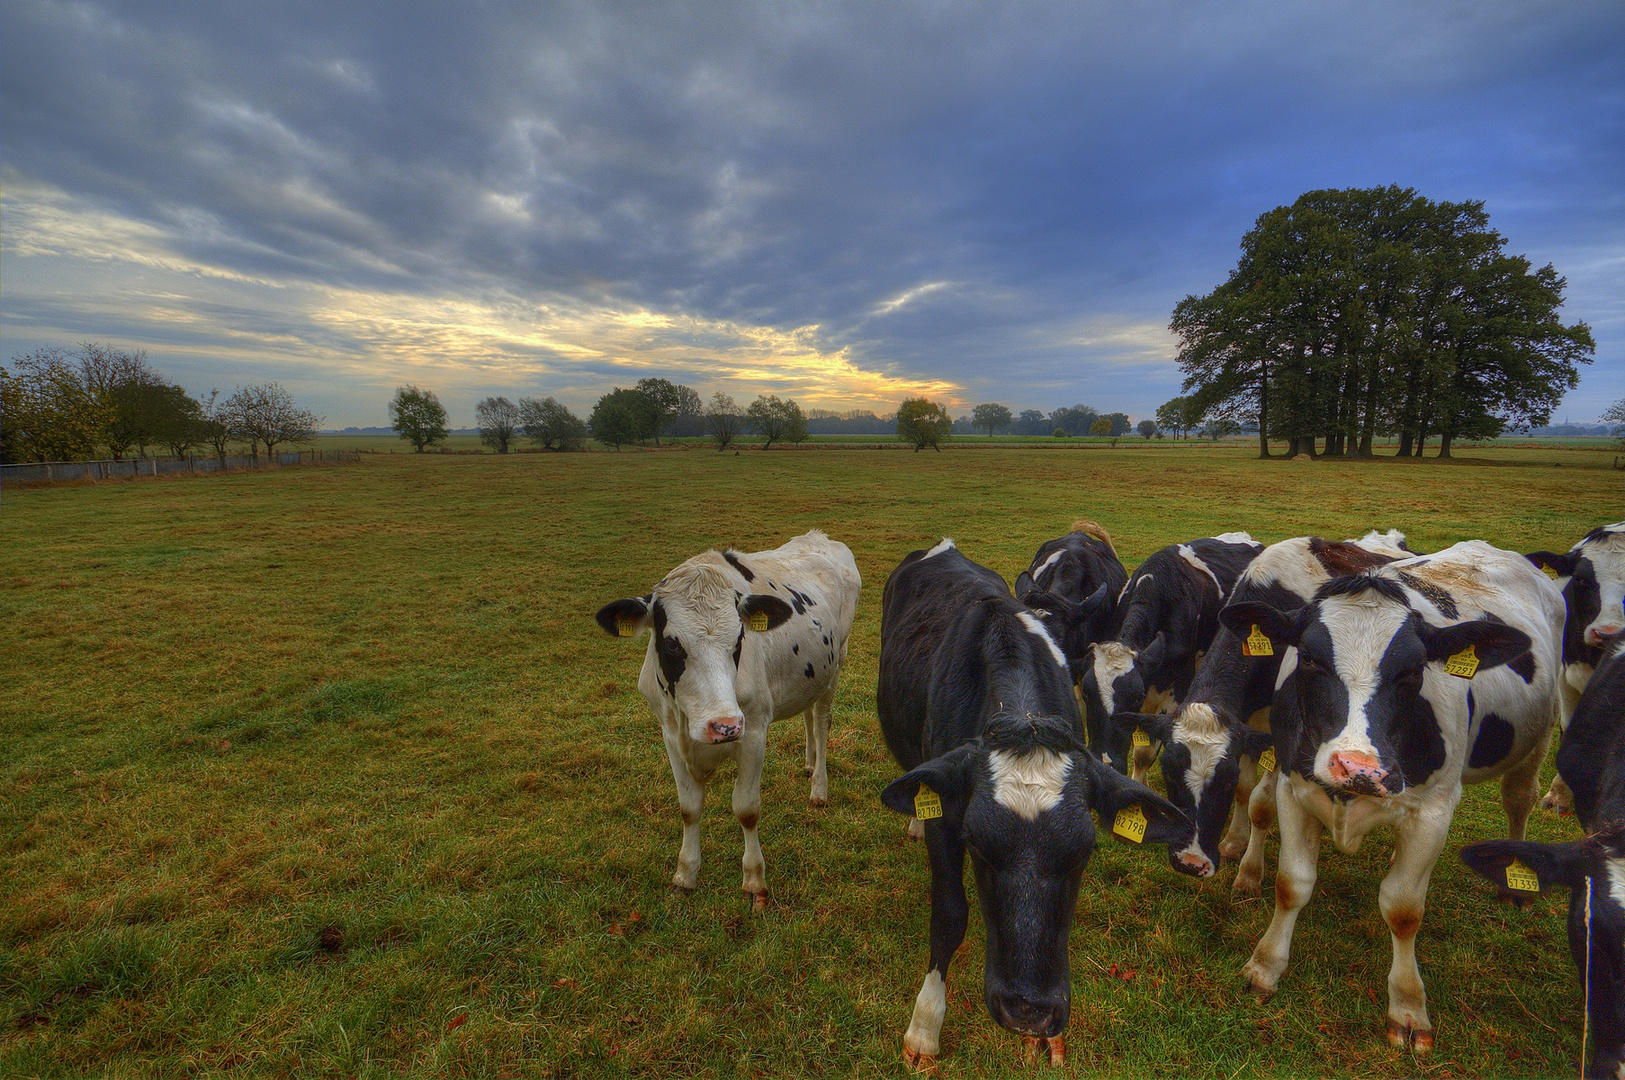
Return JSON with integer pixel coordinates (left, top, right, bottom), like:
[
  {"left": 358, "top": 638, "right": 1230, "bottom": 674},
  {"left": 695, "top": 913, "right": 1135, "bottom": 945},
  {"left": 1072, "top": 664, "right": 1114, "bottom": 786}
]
[{"left": 2, "top": 1, "right": 1621, "bottom": 423}]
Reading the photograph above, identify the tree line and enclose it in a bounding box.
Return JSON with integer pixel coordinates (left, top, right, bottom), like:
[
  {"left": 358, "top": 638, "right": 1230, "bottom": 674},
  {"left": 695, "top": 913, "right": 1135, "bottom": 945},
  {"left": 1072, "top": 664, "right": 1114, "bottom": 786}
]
[
  {"left": 1, "top": 344, "right": 322, "bottom": 465},
  {"left": 1171, "top": 185, "right": 1595, "bottom": 458}
]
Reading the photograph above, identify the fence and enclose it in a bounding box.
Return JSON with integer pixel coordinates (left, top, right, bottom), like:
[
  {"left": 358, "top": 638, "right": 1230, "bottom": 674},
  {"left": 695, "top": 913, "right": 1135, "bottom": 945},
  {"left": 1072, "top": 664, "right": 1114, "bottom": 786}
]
[{"left": 0, "top": 449, "right": 361, "bottom": 486}]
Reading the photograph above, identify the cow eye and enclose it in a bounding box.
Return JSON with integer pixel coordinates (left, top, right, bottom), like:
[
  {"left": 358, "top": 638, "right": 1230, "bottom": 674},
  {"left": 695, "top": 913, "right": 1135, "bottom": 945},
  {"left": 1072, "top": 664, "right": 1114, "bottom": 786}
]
[
  {"left": 1297, "top": 656, "right": 1325, "bottom": 675},
  {"left": 1398, "top": 666, "right": 1424, "bottom": 689}
]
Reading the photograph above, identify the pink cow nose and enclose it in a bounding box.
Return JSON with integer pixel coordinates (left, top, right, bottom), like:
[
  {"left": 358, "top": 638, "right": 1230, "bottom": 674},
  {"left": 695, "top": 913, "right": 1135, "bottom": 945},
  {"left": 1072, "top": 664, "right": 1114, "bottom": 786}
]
[
  {"left": 1588, "top": 625, "right": 1623, "bottom": 646},
  {"left": 705, "top": 717, "right": 743, "bottom": 743},
  {"left": 1175, "top": 851, "right": 1215, "bottom": 878},
  {"left": 1328, "top": 750, "right": 1388, "bottom": 788}
]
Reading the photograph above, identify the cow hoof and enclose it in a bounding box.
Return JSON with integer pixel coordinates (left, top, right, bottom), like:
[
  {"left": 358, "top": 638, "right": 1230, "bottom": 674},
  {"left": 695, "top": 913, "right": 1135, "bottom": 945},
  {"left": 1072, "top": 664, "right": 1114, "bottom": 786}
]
[
  {"left": 749, "top": 890, "right": 769, "bottom": 911},
  {"left": 1241, "top": 964, "right": 1276, "bottom": 1000},
  {"left": 1230, "top": 873, "right": 1262, "bottom": 900},
  {"left": 1022, "top": 1034, "right": 1065, "bottom": 1066},
  {"left": 1387, "top": 1020, "right": 1434, "bottom": 1053},
  {"left": 1539, "top": 793, "right": 1573, "bottom": 815},
  {"left": 902, "top": 1044, "right": 938, "bottom": 1074},
  {"left": 1219, "top": 842, "right": 1246, "bottom": 862},
  {"left": 670, "top": 877, "right": 697, "bottom": 893},
  {"left": 809, "top": 793, "right": 828, "bottom": 809}
]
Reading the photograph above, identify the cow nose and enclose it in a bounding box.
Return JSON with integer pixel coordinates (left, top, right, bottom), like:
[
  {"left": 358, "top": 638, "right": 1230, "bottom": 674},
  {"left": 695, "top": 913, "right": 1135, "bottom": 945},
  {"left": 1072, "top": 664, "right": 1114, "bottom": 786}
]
[
  {"left": 1328, "top": 750, "right": 1388, "bottom": 788},
  {"left": 1174, "top": 850, "right": 1215, "bottom": 878},
  {"left": 990, "top": 992, "right": 1067, "bottom": 1038},
  {"left": 704, "top": 717, "right": 743, "bottom": 743},
  {"left": 1588, "top": 624, "right": 1623, "bottom": 646}
]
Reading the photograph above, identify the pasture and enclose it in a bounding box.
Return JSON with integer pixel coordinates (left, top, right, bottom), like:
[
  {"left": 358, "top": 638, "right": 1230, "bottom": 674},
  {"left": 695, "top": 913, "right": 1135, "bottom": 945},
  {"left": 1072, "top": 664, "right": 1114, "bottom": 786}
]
[{"left": 1, "top": 445, "right": 1617, "bottom": 1077}]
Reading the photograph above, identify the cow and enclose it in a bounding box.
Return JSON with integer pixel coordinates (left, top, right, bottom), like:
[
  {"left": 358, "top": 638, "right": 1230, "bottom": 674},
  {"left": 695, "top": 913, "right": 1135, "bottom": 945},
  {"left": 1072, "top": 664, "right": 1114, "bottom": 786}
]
[
  {"left": 1461, "top": 631, "right": 1625, "bottom": 1080},
  {"left": 1107, "top": 531, "right": 1412, "bottom": 890},
  {"left": 877, "top": 539, "right": 1191, "bottom": 1070},
  {"left": 594, "top": 531, "right": 861, "bottom": 907},
  {"left": 1221, "top": 540, "right": 1564, "bottom": 1052},
  {"left": 1525, "top": 522, "right": 1625, "bottom": 813},
  {"left": 1079, "top": 532, "right": 1263, "bottom": 779},
  {"left": 1012, "top": 519, "right": 1127, "bottom": 673}
]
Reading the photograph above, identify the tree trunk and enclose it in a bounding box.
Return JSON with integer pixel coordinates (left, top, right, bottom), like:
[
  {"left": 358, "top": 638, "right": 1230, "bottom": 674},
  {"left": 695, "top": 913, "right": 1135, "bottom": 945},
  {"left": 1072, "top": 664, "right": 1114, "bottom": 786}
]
[
  {"left": 1287, "top": 436, "right": 1301, "bottom": 457},
  {"left": 1396, "top": 431, "right": 1413, "bottom": 457},
  {"left": 1437, "top": 433, "right": 1453, "bottom": 458},
  {"left": 1414, "top": 434, "right": 1427, "bottom": 457}
]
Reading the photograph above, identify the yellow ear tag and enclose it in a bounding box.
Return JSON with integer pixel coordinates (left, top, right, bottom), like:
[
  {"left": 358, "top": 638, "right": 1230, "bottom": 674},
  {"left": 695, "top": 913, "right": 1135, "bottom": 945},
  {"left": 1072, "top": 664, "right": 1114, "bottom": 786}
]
[
  {"left": 1505, "top": 857, "right": 1540, "bottom": 893},
  {"left": 1244, "top": 626, "right": 1274, "bottom": 657},
  {"left": 747, "top": 611, "right": 769, "bottom": 632},
  {"left": 1132, "top": 728, "right": 1151, "bottom": 748},
  {"left": 913, "top": 784, "right": 943, "bottom": 821},
  {"left": 1258, "top": 747, "right": 1277, "bottom": 773},
  {"left": 1542, "top": 563, "right": 1560, "bottom": 580},
  {"left": 1443, "top": 644, "right": 1480, "bottom": 679},
  {"left": 617, "top": 619, "right": 636, "bottom": 638},
  {"left": 1112, "top": 804, "right": 1147, "bottom": 843}
]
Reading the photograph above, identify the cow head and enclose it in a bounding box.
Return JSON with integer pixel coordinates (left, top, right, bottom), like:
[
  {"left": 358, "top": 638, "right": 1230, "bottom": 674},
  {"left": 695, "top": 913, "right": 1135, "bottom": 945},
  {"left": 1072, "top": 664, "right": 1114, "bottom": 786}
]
[
  {"left": 1079, "top": 635, "right": 1166, "bottom": 765},
  {"left": 1108, "top": 704, "right": 1272, "bottom": 877},
  {"left": 1222, "top": 576, "right": 1531, "bottom": 798},
  {"left": 596, "top": 561, "right": 794, "bottom": 744},
  {"left": 1461, "top": 832, "right": 1625, "bottom": 1080},
  {"left": 1015, "top": 580, "right": 1116, "bottom": 682},
  {"left": 1530, "top": 523, "right": 1625, "bottom": 652},
  {"left": 880, "top": 717, "right": 1190, "bottom": 1041}
]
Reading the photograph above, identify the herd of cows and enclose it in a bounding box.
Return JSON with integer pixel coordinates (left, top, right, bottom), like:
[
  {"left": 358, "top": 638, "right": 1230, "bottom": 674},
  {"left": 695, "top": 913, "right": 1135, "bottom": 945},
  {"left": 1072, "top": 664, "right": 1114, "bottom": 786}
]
[{"left": 595, "top": 519, "right": 1625, "bottom": 1075}]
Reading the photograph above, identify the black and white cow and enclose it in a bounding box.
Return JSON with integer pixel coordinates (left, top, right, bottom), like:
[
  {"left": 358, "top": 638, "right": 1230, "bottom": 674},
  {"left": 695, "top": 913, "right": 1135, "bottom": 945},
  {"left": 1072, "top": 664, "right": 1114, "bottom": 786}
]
[
  {"left": 1223, "top": 540, "right": 1564, "bottom": 1053},
  {"left": 878, "top": 539, "right": 1191, "bottom": 1070},
  {"left": 1526, "top": 522, "right": 1625, "bottom": 812},
  {"left": 1082, "top": 532, "right": 1263, "bottom": 779},
  {"left": 1108, "top": 532, "right": 1411, "bottom": 888},
  {"left": 595, "top": 531, "right": 861, "bottom": 907},
  {"left": 1461, "top": 631, "right": 1625, "bottom": 1079},
  {"left": 1013, "top": 519, "right": 1128, "bottom": 673}
]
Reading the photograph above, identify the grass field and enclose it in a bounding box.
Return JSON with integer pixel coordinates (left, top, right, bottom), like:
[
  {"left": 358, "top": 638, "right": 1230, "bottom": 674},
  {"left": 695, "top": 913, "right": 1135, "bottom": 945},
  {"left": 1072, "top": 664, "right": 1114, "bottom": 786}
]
[{"left": 2, "top": 445, "right": 1619, "bottom": 1077}]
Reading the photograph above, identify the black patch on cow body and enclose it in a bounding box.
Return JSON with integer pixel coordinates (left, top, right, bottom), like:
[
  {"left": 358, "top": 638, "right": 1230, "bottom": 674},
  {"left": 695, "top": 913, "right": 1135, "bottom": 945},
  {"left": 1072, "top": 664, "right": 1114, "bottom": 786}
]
[
  {"left": 805, "top": 662, "right": 815, "bottom": 678},
  {"left": 733, "top": 628, "right": 744, "bottom": 668},
  {"left": 651, "top": 601, "right": 688, "bottom": 689},
  {"left": 1469, "top": 712, "right": 1516, "bottom": 769},
  {"left": 723, "top": 551, "right": 755, "bottom": 582},
  {"left": 792, "top": 643, "right": 799, "bottom": 654},
  {"left": 786, "top": 590, "right": 807, "bottom": 615},
  {"left": 1508, "top": 651, "right": 1536, "bottom": 683}
]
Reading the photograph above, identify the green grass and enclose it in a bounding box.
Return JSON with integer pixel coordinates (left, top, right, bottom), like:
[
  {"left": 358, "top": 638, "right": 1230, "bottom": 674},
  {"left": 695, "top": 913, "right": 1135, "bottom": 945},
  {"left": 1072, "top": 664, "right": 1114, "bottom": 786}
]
[{"left": 2, "top": 446, "right": 1619, "bottom": 1077}]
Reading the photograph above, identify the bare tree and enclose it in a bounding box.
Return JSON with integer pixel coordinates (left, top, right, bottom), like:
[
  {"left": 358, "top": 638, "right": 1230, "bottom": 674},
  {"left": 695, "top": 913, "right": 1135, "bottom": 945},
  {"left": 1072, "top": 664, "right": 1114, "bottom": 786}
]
[
  {"left": 476, "top": 395, "right": 520, "bottom": 453},
  {"left": 706, "top": 392, "right": 745, "bottom": 451},
  {"left": 227, "top": 383, "right": 322, "bottom": 459}
]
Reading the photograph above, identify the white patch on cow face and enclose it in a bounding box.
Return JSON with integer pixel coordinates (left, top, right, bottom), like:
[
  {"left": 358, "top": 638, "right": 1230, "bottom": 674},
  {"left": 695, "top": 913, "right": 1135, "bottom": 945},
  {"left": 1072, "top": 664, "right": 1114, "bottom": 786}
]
[
  {"left": 649, "top": 559, "right": 751, "bottom": 743},
  {"left": 1173, "top": 703, "right": 1230, "bottom": 806},
  {"left": 1017, "top": 611, "right": 1070, "bottom": 670},
  {"left": 989, "top": 748, "right": 1073, "bottom": 821},
  {"left": 1033, "top": 548, "right": 1065, "bottom": 586},
  {"left": 1578, "top": 530, "right": 1625, "bottom": 643},
  {"left": 1306, "top": 593, "right": 1411, "bottom": 785},
  {"left": 1091, "top": 642, "right": 1137, "bottom": 715},
  {"left": 922, "top": 537, "right": 956, "bottom": 560},
  {"left": 1178, "top": 544, "right": 1222, "bottom": 593},
  {"left": 1212, "top": 531, "right": 1256, "bottom": 545}
]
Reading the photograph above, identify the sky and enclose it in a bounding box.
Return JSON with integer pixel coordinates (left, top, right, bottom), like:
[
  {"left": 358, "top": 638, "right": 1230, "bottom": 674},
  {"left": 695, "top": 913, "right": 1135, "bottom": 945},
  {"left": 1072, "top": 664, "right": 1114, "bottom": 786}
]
[{"left": 3, "top": 1, "right": 1621, "bottom": 429}]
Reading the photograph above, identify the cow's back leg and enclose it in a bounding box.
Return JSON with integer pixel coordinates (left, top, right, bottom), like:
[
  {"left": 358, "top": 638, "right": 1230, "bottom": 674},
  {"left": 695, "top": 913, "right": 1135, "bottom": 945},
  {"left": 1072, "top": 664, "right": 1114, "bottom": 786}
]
[
  {"left": 1242, "top": 772, "right": 1320, "bottom": 996},
  {"left": 804, "top": 682, "right": 835, "bottom": 807},
  {"left": 1540, "top": 676, "right": 1583, "bottom": 813},
  {"left": 661, "top": 727, "right": 707, "bottom": 891},
  {"left": 1232, "top": 766, "right": 1277, "bottom": 899},
  {"left": 1129, "top": 741, "right": 1159, "bottom": 784},
  {"left": 904, "top": 824, "right": 969, "bottom": 1071},
  {"left": 1502, "top": 724, "right": 1550, "bottom": 842},
  {"left": 1377, "top": 791, "right": 1457, "bottom": 1053},
  {"left": 1220, "top": 756, "right": 1259, "bottom": 861},
  {"left": 733, "top": 722, "right": 770, "bottom": 907}
]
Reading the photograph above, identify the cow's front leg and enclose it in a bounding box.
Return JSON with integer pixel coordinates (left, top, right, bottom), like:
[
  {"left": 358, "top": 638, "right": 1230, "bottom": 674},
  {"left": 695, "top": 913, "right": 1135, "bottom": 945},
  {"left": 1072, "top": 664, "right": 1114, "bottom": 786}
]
[
  {"left": 1502, "top": 726, "right": 1550, "bottom": 842},
  {"left": 905, "top": 823, "right": 968, "bottom": 1072},
  {"left": 1541, "top": 678, "right": 1582, "bottom": 813},
  {"left": 661, "top": 728, "right": 707, "bottom": 891},
  {"left": 733, "top": 723, "right": 770, "bottom": 907},
  {"left": 1379, "top": 796, "right": 1455, "bottom": 1053},
  {"left": 1243, "top": 772, "right": 1320, "bottom": 996},
  {"left": 1232, "top": 765, "right": 1277, "bottom": 899},
  {"left": 1220, "top": 756, "right": 1259, "bottom": 861},
  {"left": 805, "top": 685, "right": 835, "bottom": 806}
]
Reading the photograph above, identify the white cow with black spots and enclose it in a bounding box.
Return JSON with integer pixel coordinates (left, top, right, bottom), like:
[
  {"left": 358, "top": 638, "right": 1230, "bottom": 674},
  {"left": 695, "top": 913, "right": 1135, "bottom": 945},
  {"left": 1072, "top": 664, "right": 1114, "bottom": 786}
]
[{"left": 595, "top": 531, "right": 861, "bottom": 907}]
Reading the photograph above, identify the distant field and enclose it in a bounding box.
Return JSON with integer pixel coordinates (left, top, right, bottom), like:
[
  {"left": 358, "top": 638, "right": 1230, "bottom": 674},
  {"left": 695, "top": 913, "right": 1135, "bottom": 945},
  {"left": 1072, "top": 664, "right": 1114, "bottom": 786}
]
[{"left": 2, "top": 448, "right": 1618, "bottom": 1077}]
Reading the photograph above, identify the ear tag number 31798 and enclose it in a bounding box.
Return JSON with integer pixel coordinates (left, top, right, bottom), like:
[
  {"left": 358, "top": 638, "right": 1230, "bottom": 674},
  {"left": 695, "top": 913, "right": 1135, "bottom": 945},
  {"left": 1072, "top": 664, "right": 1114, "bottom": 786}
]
[
  {"left": 1505, "top": 857, "right": 1540, "bottom": 893},
  {"left": 914, "top": 784, "right": 943, "bottom": 821},
  {"left": 1112, "top": 804, "right": 1147, "bottom": 843},
  {"left": 747, "top": 611, "right": 770, "bottom": 632},
  {"left": 1443, "top": 644, "right": 1480, "bottom": 679},
  {"left": 1244, "top": 625, "right": 1274, "bottom": 657}
]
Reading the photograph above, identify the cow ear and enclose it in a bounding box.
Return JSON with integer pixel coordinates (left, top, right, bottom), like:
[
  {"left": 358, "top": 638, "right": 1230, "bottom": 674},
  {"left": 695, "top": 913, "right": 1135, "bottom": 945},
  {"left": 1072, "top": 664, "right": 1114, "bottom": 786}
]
[
  {"left": 1220, "top": 601, "right": 1303, "bottom": 649},
  {"left": 1236, "top": 726, "right": 1275, "bottom": 764},
  {"left": 1420, "top": 618, "right": 1532, "bottom": 672},
  {"left": 1014, "top": 570, "right": 1036, "bottom": 597},
  {"left": 881, "top": 745, "right": 981, "bottom": 820},
  {"left": 1081, "top": 756, "right": 1194, "bottom": 848},
  {"left": 1112, "top": 710, "right": 1174, "bottom": 744},
  {"left": 596, "top": 596, "right": 650, "bottom": 638},
  {"left": 1524, "top": 551, "right": 1578, "bottom": 580},
  {"left": 1080, "top": 581, "right": 1116, "bottom": 639},
  {"left": 1137, "top": 632, "right": 1167, "bottom": 672},
  {"left": 1459, "top": 839, "right": 1585, "bottom": 895},
  {"left": 738, "top": 593, "right": 795, "bottom": 632}
]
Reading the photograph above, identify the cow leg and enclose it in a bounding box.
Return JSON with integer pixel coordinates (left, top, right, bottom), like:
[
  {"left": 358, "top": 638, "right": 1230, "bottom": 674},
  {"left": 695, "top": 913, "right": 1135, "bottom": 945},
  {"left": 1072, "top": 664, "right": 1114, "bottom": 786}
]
[
  {"left": 1502, "top": 725, "right": 1550, "bottom": 842},
  {"left": 1232, "top": 767, "right": 1277, "bottom": 900},
  {"left": 1243, "top": 772, "right": 1320, "bottom": 997},
  {"left": 904, "top": 824, "right": 968, "bottom": 1071},
  {"left": 1541, "top": 679, "right": 1583, "bottom": 813},
  {"left": 733, "top": 724, "right": 770, "bottom": 907},
  {"left": 1129, "top": 741, "right": 1159, "bottom": 784},
  {"left": 1378, "top": 798, "right": 1456, "bottom": 1053},
  {"left": 805, "top": 685, "right": 835, "bottom": 807},
  {"left": 662, "top": 730, "right": 707, "bottom": 891},
  {"left": 1220, "top": 756, "right": 1259, "bottom": 861}
]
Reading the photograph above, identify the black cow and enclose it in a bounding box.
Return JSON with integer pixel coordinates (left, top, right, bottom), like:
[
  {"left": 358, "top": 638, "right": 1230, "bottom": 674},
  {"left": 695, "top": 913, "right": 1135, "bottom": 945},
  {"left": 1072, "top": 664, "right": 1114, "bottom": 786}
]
[
  {"left": 1526, "top": 521, "right": 1625, "bottom": 812},
  {"left": 1108, "top": 532, "right": 1411, "bottom": 889},
  {"left": 1462, "top": 631, "right": 1625, "bottom": 1079},
  {"left": 1081, "top": 532, "right": 1263, "bottom": 778},
  {"left": 1013, "top": 519, "right": 1127, "bottom": 676},
  {"left": 877, "top": 539, "right": 1191, "bottom": 1070}
]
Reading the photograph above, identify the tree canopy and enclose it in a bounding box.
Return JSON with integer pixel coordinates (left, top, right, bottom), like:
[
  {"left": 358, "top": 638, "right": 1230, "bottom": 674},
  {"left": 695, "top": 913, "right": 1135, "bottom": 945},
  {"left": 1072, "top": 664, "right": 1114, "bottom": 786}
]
[
  {"left": 896, "top": 398, "right": 952, "bottom": 452},
  {"left": 389, "top": 385, "right": 450, "bottom": 452},
  {"left": 971, "top": 403, "right": 1012, "bottom": 436},
  {"left": 475, "top": 396, "right": 520, "bottom": 453},
  {"left": 746, "top": 395, "right": 808, "bottom": 449},
  {"left": 519, "top": 396, "right": 586, "bottom": 451}
]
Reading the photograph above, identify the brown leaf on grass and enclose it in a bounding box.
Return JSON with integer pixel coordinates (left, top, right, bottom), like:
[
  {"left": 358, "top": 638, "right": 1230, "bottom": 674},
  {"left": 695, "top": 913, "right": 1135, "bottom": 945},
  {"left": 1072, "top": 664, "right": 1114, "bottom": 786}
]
[
  {"left": 447, "top": 1014, "right": 467, "bottom": 1030},
  {"left": 552, "top": 977, "right": 578, "bottom": 990}
]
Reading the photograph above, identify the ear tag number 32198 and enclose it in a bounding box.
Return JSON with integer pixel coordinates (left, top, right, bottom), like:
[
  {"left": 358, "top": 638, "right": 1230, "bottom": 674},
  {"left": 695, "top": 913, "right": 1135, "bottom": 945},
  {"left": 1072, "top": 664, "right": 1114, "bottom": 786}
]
[
  {"left": 1505, "top": 857, "right": 1540, "bottom": 892},
  {"left": 1443, "top": 644, "right": 1480, "bottom": 679},
  {"left": 747, "top": 611, "right": 770, "bottom": 632},
  {"left": 1244, "top": 625, "right": 1274, "bottom": 657},
  {"left": 1112, "top": 804, "right": 1147, "bottom": 843},
  {"left": 914, "top": 784, "right": 943, "bottom": 821}
]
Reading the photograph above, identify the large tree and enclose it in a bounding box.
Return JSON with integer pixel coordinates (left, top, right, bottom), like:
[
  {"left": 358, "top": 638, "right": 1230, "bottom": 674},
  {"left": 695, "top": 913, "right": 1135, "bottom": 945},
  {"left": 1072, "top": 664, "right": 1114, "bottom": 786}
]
[
  {"left": 635, "top": 378, "right": 702, "bottom": 445},
  {"left": 475, "top": 395, "right": 520, "bottom": 453},
  {"left": 896, "top": 398, "right": 952, "bottom": 452},
  {"left": 519, "top": 396, "right": 586, "bottom": 450},
  {"left": 746, "top": 395, "right": 807, "bottom": 449},
  {"left": 228, "top": 383, "right": 322, "bottom": 459},
  {"left": 706, "top": 392, "right": 746, "bottom": 451},
  {"left": 589, "top": 387, "right": 655, "bottom": 449},
  {"left": 0, "top": 347, "right": 110, "bottom": 462},
  {"left": 389, "top": 385, "right": 450, "bottom": 452},
  {"left": 971, "top": 403, "right": 1012, "bottom": 437}
]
